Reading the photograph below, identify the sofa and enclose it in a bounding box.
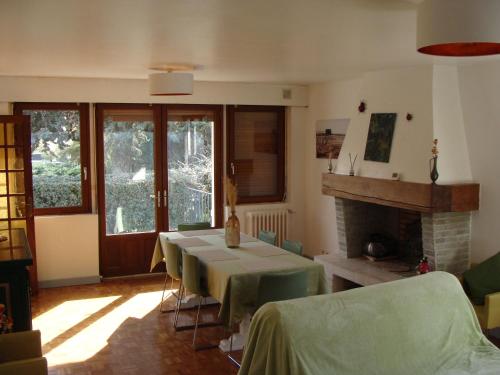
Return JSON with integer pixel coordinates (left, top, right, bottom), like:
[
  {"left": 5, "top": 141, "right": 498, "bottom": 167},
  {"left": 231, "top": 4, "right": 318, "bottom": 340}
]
[
  {"left": 239, "top": 272, "right": 500, "bottom": 375},
  {"left": 0, "top": 330, "right": 47, "bottom": 375}
]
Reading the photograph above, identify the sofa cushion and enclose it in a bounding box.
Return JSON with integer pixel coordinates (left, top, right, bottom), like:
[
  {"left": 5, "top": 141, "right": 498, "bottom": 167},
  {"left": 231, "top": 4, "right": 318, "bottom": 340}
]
[{"left": 463, "top": 252, "right": 500, "bottom": 305}]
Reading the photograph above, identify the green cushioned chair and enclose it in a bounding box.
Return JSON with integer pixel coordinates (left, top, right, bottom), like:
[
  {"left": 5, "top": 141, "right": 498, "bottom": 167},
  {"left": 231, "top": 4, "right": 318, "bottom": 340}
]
[
  {"left": 256, "top": 270, "right": 309, "bottom": 310},
  {"left": 281, "top": 240, "right": 304, "bottom": 256},
  {"left": 175, "top": 252, "right": 218, "bottom": 350},
  {"left": 463, "top": 252, "right": 500, "bottom": 333},
  {"left": 229, "top": 270, "right": 309, "bottom": 367},
  {"left": 0, "top": 330, "right": 47, "bottom": 375},
  {"left": 177, "top": 222, "right": 211, "bottom": 231},
  {"left": 258, "top": 230, "right": 277, "bottom": 246},
  {"left": 159, "top": 242, "right": 183, "bottom": 314}
]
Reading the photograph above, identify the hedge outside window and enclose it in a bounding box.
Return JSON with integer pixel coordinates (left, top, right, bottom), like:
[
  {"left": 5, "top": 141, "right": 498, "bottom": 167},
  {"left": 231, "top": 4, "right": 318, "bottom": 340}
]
[
  {"left": 227, "top": 105, "right": 285, "bottom": 203},
  {"left": 14, "top": 103, "right": 91, "bottom": 215}
]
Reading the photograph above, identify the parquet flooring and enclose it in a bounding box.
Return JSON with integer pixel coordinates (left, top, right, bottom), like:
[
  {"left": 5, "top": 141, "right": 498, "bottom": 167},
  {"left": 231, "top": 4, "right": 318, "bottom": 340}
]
[{"left": 31, "top": 275, "right": 240, "bottom": 375}]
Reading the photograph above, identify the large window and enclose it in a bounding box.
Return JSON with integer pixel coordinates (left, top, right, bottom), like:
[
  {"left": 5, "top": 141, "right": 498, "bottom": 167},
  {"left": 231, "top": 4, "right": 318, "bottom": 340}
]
[
  {"left": 227, "top": 105, "right": 285, "bottom": 203},
  {"left": 14, "top": 103, "right": 91, "bottom": 215}
]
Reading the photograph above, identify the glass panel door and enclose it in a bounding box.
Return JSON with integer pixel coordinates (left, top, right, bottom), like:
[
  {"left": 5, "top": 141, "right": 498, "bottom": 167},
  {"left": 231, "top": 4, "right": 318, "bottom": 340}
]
[
  {"left": 166, "top": 107, "right": 219, "bottom": 230},
  {"left": 102, "top": 108, "right": 156, "bottom": 234}
]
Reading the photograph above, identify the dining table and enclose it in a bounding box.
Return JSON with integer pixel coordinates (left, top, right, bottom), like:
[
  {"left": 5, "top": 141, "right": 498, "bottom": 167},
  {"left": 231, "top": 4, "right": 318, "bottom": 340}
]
[{"left": 150, "top": 228, "right": 330, "bottom": 351}]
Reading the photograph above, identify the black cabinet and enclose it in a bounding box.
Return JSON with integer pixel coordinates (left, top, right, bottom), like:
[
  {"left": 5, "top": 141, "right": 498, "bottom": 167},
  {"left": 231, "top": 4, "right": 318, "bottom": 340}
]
[{"left": 0, "top": 228, "right": 33, "bottom": 332}]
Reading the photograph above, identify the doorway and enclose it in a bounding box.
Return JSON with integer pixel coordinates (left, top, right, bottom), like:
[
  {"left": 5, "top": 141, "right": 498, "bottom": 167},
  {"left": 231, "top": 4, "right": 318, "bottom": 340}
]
[{"left": 95, "top": 104, "right": 223, "bottom": 277}]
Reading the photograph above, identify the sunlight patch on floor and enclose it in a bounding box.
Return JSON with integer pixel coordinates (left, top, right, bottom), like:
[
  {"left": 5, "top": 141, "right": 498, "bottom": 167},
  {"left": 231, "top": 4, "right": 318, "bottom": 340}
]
[
  {"left": 45, "top": 290, "right": 171, "bottom": 367},
  {"left": 33, "top": 296, "right": 121, "bottom": 345}
]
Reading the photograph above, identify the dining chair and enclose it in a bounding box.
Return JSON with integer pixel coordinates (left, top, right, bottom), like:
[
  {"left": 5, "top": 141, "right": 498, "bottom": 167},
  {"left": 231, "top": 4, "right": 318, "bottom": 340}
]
[
  {"left": 281, "top": 239, "right": 304, "bottom": 256},
  {"left": 255, "top": 270, "right": 309, "bottom": 310},
  {"left": 258, "top": 230, "right": 277, "bottom": 246},
  {"left": 177, "top": 222, "right": 211, "bottom": 231},
  {"left": 159, "top": 241, "right": 183, "bottom": 314},
  {"left": 176, "top": 252, "right": 218, "bottom": 350},
  {"left": 228, "top": 270, "right": 309, "bottom": 367}
]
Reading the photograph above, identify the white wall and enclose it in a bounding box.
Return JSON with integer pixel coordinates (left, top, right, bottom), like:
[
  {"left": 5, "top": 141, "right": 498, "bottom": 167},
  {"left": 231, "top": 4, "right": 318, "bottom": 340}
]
[
  {"left": 458, "top": 61, "right": 500, "bottom": 262},
  {"left": 0, "top": 76, "right": 308, "bottom": 284},
  {"left": 305, "top": 66, "right": 436, "bottom": 255},
  {"left": 432, "top": 65, "right": 472, "bottom": 184},
  {"left": 35, "top": 215, "right": 99, "bottom": 285}
]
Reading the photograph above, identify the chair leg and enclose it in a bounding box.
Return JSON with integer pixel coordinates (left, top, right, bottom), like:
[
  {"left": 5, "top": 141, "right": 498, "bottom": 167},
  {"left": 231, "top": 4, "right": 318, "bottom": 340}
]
[
  {"left": 159, "top": 272, "right": 170, "bottom": 312},
  {"left": 227, "top": 329, "right": 241, "bottom": 368},
  {"left": 173, "top": 283, "right": 184, "bottom": 329},
  {"left": 192, "top": 296, "right": 203, "bottom": 349}
]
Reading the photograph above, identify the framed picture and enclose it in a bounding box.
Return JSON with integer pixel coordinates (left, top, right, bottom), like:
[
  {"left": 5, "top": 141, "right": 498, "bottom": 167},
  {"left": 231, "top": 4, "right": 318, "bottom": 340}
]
[
  {"left": 316, "top": 118, "right": 349, "bottom": 159},
  {"left": 364, "top": 113, "right": 397, "bottom": 163}
]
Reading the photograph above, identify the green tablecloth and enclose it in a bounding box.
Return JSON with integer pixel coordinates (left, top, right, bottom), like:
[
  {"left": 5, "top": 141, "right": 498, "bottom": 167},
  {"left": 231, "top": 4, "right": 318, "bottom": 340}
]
[
  {"left": 150, "top": 230, "right": 329, "bottom": 326},
  {"left": 239, "top": 272, "right": 500, "bottom": 375}
]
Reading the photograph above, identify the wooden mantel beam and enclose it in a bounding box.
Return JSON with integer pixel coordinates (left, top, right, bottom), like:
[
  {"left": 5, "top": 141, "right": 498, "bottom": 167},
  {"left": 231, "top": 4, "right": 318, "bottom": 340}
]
[{"left": 322, "top": 174, "right": 479, "bottom": 213}]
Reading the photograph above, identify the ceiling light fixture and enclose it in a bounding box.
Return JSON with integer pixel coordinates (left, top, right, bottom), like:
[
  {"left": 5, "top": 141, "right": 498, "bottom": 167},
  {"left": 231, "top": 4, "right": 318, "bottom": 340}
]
[
  {"left": 149, "top": 64, "right": 195, "bottom": 96},
  {"left": 417, "top": 0, "right": 500, "bottom": 57}
]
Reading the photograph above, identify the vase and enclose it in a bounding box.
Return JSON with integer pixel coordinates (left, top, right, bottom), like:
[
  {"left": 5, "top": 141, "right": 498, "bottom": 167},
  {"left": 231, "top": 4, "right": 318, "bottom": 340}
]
[
  {"left": 429, "top": 156, "right": 439, "bottom": 184},
  {"left": 328, "top": 159, "right": 333, "bottom": 174},
  {"left": 225, "top": 211, "right": 240, "bottom": 248}
]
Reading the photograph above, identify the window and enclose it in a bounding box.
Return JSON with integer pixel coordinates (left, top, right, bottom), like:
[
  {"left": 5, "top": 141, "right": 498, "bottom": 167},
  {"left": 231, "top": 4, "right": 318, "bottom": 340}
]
[
  {"left": 227, "top": 105, "right": 285, "bottom": 203},
  {"left": 14, "top": 103, "right": 91, "bottom": 215}
]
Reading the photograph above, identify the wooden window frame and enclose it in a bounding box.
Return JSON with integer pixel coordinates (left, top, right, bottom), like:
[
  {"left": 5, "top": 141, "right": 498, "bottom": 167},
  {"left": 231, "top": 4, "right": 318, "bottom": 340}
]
[
  {"left": 226, "top": 105, "right": 286, "bottom": 204},
  {"left": 14, "top": 102, "right": 92, "bottom": 215}
]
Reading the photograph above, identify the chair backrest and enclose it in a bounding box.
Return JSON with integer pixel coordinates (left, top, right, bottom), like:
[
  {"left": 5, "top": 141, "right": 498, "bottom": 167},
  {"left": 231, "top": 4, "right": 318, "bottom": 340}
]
[
  {"left": 177, "top": 222, "right": 211, "bottom": 231},
  {"left": 282, "top": 240, "right": 303, "bottom": 256},
  {"left": 256, "top": 270, "right": 309, "bottom": 310},
  {"left": 164, "top": 242, "right": 182, "bottom": 280},
  {"left": 258, "top": 230, "right": 277, "bottom": 246},
  {"left": 182, "top": 252, "right": 202, "bottom": 296}
]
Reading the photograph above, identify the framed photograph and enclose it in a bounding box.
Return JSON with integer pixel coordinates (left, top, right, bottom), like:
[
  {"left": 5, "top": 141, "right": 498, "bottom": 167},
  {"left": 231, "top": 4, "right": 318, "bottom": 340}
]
[
  {"left": 363, "top": 113, "right": 397, "bottom": 163},
  {"left": 316, "top": 118, "right": 349, "bottom": 159}
]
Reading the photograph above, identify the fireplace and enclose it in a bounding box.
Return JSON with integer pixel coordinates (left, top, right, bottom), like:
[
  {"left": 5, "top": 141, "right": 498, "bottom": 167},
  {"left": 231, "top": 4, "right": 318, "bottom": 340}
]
[
  {"left": 335, "top": 197, "right": 471, "bottom": 274},
  {"left": 319, "top": 174, "right": 479, "bottom": 286}
]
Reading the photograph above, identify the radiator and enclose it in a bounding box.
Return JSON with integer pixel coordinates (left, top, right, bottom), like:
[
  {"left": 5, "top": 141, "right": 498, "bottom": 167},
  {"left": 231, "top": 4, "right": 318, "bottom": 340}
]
[{"left": 245, "top": 208, "right": 289, "bottom": 247}]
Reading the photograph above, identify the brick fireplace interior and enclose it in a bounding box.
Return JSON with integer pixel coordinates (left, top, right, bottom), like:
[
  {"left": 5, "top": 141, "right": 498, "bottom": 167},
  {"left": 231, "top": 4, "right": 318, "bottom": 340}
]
[{"left": 335, "top": 196, "right": 472, "bottom": 274}]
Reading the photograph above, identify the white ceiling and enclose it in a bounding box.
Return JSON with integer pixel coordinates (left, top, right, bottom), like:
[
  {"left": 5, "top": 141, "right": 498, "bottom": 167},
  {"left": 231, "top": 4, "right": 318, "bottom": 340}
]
[{"left": 0, "top": 0, "right": 491, "bottom": 84}]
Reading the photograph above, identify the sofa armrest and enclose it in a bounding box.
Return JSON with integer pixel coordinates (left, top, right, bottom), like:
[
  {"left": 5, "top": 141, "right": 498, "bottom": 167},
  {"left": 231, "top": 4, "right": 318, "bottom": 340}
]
[
  {"left": 485, "top": 291, "right": 500, "bottom": 329},
  {"left": 0, "top": 330, "right": 43, "bottom": 363},
  {"left": 0, "top": 357, "right": 47, "bottom": 375}
]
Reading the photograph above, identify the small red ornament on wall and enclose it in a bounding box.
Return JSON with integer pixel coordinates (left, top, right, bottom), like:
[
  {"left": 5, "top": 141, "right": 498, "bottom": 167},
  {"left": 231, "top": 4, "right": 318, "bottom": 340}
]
[
  {"left": 358, "top": 101, "right": 366, "bottom": 113},
  {"left": 406, "top": 113, "right": 413, "bottom": 121}
]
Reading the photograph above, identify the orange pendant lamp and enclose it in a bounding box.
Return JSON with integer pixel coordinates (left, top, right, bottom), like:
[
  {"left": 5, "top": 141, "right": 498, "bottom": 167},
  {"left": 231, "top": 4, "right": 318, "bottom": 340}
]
[{"left": 417, "top": 0, "right": 500, "bottom": 56}]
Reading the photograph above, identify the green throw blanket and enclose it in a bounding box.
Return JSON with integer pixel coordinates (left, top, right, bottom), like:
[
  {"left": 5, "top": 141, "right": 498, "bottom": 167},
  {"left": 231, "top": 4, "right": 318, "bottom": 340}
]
[{"left": 239, "top": 272, "right": 500, "bottom": 375}]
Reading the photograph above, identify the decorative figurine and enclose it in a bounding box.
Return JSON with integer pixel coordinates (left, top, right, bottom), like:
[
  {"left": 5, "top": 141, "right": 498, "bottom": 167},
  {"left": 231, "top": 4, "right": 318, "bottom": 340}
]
[
  {"left": 224, "top": 177, "right": 240, "bottom": 248},
  {"left": 417, "top": 256, "right": 430, "bottom": 274},
  {"left": 358, "top": 101, "right": 366, "bottom": 113},
  {"left": 349, "top": 153, "right": 357, "bottom": 176},
  {"left": 429, "top": 139, "right": 439, "bottom": 184},
  {"left": 328, "top": 151, "right": 333, "bottom": 174}
]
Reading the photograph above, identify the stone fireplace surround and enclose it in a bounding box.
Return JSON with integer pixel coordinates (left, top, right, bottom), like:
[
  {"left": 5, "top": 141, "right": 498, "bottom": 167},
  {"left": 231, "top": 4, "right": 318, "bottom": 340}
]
[{"left": 315, "top": 173, "right": 480, "bottom": 290}]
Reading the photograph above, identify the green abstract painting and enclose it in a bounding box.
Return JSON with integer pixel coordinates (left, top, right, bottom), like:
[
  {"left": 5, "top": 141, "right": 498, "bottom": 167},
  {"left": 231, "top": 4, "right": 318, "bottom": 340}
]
[{"left": 364, "top": 113, "right": 397, "bottom": 163}]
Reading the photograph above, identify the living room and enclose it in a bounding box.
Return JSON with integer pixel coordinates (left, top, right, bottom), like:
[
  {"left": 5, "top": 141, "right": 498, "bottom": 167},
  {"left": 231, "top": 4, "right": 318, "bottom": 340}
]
[{"left": 1, "top": 1, "right": 500, "bottom": 374}]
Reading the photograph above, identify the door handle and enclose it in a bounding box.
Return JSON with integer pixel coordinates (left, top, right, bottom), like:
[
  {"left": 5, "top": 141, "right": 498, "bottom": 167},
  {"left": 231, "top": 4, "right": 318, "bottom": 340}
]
[
  {"left": 157, "top": 191, "right": 161, "bottom": 208},
  {"left": 231, "top": 162, "right": 235, "bottom": 175},
  {"left": 163, "top": 189, "right": 167, "bottom": 207}
]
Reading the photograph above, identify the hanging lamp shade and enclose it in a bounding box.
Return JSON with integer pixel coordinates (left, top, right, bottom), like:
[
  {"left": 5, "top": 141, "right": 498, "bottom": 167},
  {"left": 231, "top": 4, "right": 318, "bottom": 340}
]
[
  {"left": 149, "top": 72, "right": 193, "bottom": 96},
  {"left": 417, "top": 0, "right": 500, "bottom": 56}
]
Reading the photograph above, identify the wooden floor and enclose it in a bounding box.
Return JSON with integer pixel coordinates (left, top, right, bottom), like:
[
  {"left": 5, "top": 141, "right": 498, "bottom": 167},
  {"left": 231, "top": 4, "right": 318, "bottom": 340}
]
[
  {"left": 31, "top": 274, "right": 500, "bottom": 375},
  {"left": 31, "top": 275, "right": 240, "bottom": 375}
]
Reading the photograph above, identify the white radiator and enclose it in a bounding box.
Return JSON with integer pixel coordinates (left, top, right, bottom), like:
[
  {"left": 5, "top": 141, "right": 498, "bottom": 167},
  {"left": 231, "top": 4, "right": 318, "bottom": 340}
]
[{"left": 245, "top": 208, "right": 289, "bottom": 247}]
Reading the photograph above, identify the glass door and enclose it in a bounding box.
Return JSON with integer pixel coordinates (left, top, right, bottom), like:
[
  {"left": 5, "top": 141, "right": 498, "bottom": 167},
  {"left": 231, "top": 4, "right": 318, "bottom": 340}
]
[
  {"left": 96, "top": 105, "right": 162, "bottom": 277},
  {"left": 165, "top": 105, "right": 223, "bottom": 231},
  {"left": 0, "top": 115, "right": 37, "bottom": 291},
  {"left": 96, "top": 104, "right": 222, "bottom": 277}
]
